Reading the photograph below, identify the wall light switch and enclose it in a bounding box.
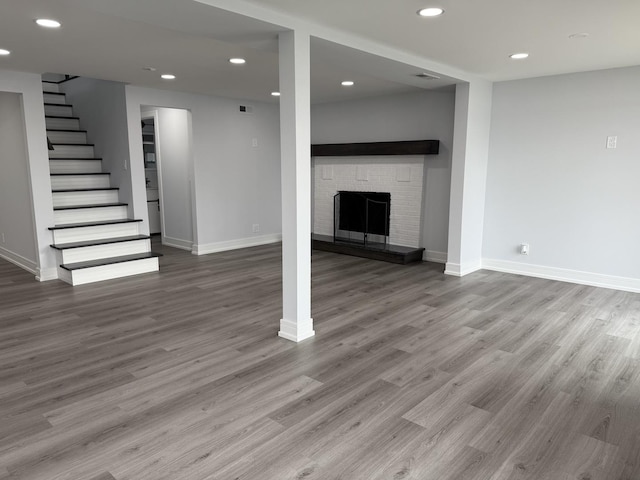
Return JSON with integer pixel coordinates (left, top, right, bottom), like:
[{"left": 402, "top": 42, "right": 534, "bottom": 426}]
[
  {"left": 322, "top": 165, "right": 333, "bottom": 180},
  {"left": 356, "top": 166, "right": 369, "bottom": 181},
  {"left": 607, "top": 136, "right": 617, "bottom": 149},
  {"left": 252, "top": 138, "right": 258, "bottom": 147}
]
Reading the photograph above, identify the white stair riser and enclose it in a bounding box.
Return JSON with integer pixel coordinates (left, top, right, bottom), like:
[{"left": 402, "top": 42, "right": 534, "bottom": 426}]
[
  {"left": 42, "top": 82, "right": 60, "bottom": 93},
  {"left": 54, "top": 205, "right": 128, "bottom": 224},
  {"left": 57, "top": 239, "right": 151, "bottom": 264},
  {"left": 43, "top": 93, "right": 66, "bottom": 105},
  {"left": 59, "top": 257, "right": 159, "bottom": 286},
  {"left": 49, "top": 145, "right": 95, "bottom": 158},
  {"left": 47, "top": 131, "right": 87, "bottom": 144},
  {"left": 51, "top": 175, "right": 110, "bottom": 189},
  {"left": 49, "top": 160, "right": 102, "bottom": 174},
  {"left": 52, "top": 190, "right": 119, "bottom": 207},
  {"left": 46, "top": 117, "right": 80, "bottom": 130},
  {"left": 45, "top": 104, "right": 74, "bottom": 117},
  {"left": 52, "top": 222, "right": 140, "bottom": 244}
]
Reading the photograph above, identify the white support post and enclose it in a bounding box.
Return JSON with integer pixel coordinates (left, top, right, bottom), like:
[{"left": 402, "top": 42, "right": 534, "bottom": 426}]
[
  {"left": 278, "top": 30, "right": 315, "bottom": 342},
  {"left": 446, "top": 80, "right": 493, "bottom": 276}
]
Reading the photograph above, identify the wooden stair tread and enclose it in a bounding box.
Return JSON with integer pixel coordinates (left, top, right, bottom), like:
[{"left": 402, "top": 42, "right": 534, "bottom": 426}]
[
  {"left": 45, "top": 115, "right": 80, "bottom": 120},
  {"left": 52, "top": 188, "right": 118, "bottom": 192},
  {"left": 49, "top": 157, "right": 103, "bottom": 161},
  {"left": 51, "top": 235, "right": 151, "bottom": 250},
  {"left": 50, "top": 143, "right": 95, "bottom": 147},
  {"left": 53, "top": 202, "right": 127, "bottom": 211},
  {"left": 44, "top": 103, "right": 72, "bottom": 107},
  {"left": 46, "top": 129, "right": 87, "bottom": 133},
  {"left": 49, "top": 219, "right": 142, "bottom": 230},
  {"left": 50, "top": 173, "right": 110, "bottom": 176},
  {"left": 61, "top": 252, "right": 162, "bottom": 271}
]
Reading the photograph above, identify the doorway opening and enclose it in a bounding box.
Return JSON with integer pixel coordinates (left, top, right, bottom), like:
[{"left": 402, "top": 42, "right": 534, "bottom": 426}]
[{"left": 140, "top": 107, "right": 195, "bottom": 252}]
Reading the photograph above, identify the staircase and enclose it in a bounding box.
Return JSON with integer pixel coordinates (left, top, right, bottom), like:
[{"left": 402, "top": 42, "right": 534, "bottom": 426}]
[{"left": 43, "top": 80, "right": 161, "bottom": 286}]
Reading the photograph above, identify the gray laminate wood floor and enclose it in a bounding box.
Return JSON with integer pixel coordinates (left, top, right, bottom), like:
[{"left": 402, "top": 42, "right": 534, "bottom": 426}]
[{"left": 1, "top": 243, "right": 640, "bottom": 479}]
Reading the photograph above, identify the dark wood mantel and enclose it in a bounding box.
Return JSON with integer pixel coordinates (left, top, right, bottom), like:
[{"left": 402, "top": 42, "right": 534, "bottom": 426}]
[{"left": 311, "top": 139, "right": 439, "bottom": 157}]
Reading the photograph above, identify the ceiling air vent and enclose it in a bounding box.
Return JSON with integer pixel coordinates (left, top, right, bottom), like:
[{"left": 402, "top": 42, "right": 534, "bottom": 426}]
[
  {"left": 415, "top": 73, "right": 440, "bottom": 80},
  {"left": 239, "top": 105, "right": 254, "bottom": 114}
]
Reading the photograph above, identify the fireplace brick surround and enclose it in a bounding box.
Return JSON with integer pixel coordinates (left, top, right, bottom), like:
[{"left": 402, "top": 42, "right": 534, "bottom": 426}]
[{"left": 313, "top": 156, "right": 425, "bottom": 247}]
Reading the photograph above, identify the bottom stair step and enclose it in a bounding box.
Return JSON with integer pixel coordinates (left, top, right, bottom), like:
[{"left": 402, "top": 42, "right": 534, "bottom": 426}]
[
  {"left": 61, "top": 252, "right": 162, "bottom": 271},
  {"left": 58, "top": 252, "right": 162, "bottom": 286}
]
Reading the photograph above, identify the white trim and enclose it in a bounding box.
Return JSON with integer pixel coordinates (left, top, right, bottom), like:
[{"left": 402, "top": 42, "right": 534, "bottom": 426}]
[
  {"left": 162, "top": 236, "right": 192, "bottom": 251},
  {"left": 423, "top": 250, "right": 447, "bottom": 264},
  {"left": 0, "top": 247, "right": 38, "bottom": 275},
  {"left": 193, "top": 233, "right": 282, "bottom": 255},
  {"left": 482, "top": 258, "right": 640, "bottom": 294},
  {"left": 278, "top": 317, "right": 315, "bottom": 343},
  {"left": 444, "top": 260, "right": 482, "bottom": 277},
  {"left": 36, "top": 267, "right": 58, "bottom": 282}
]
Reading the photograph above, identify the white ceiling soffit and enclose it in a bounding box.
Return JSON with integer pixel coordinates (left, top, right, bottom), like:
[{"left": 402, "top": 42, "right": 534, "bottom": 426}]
[
  {"left": 228, "top": 0, "right": 640, "bottom": 81},
  {"left": 6, "top": 0, "right": 637, "bottom": 104}
]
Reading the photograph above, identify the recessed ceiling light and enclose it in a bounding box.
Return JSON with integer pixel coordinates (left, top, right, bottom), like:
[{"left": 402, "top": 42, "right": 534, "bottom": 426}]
[
  {"left": 510, "top": 53, "right": 529, "bottom": 59},
  {"left": 161, "top": 74, "right": 176, "bottom": 80},
  {"left": 35, "top": 18, "right": 61, "bottom": 28},
  {"left": 341, "top": 81, "right": 354, "bottom": 87},
  {"left": 271, "top": 92, "right": 280, "bottom": 97},
  {"left": 418, "top": 7, "right": 444, "bottom": 17},
  {"left": 569, "top": 32, "right": 590, "bottom": 39},
  {"left": 0, "top": 49, "right": 10, "bottom": 56},
  {"left": 229, "top": 58, "right": 246, "bottom": 65}
]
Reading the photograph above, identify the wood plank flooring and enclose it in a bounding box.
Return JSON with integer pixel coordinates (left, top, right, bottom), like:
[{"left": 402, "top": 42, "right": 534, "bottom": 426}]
[{"left": 2, "top": 243, "right": 640, "bottom": 479}]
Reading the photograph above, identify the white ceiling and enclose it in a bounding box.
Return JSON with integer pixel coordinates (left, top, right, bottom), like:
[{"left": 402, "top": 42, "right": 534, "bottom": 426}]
[{"left": 1, "top": 0, "right": 638, "bottom": 104}]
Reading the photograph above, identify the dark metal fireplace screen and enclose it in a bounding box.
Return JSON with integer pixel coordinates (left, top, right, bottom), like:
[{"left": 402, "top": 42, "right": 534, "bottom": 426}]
[{"left": 333, "top": 191, "right": 390, "bottom": 246}]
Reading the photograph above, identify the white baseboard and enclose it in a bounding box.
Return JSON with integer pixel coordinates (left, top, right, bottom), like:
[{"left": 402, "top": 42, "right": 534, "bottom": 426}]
[
  {"left": 0, "top": 246, "right": 38, "bottom": 276},
  {"left": 36, "top": 267, "right": 59, "bottom": 282},
  {"left": 193, "top": 233, "right": 282, "bottom": 256},
  {"left": 444, "top": 260, "right": 482, "bottom": 277},
  {"left": 162, "top": 236, "right": 193, "bottom": 251},
  {"left": 278, "top": 317, "right": 315, "bottom": 343},
  {"left": 482, "top": 258, "right": 640, "bottom": 293},
  {"left": 423, "top": 250, "right": 447, "bottom": 264}
]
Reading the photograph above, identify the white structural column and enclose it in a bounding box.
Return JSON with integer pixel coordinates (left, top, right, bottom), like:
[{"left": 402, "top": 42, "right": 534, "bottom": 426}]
[
  {"left": 278, "top": 30, "right": 315, "bottom": 342},
  {"left": 446, "top": 80, "right": 493, "bottom": 276}
]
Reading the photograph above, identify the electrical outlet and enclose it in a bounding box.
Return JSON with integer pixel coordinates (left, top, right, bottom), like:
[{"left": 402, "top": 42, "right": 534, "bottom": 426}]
[
  {"left": 1, "top": 233, "right": 4, "bottom": 243},
  {"left": 252, "top": 138, "right": 258, "bottom": 147},
  {"left": 252, "top": 224, "right": 260, "bottom": 233},
  {"left": 520, "top": 243, "right": 529, "bottom": 255},
  {"left": 607, "top": 136, "right": 617, "bottom": 149}
]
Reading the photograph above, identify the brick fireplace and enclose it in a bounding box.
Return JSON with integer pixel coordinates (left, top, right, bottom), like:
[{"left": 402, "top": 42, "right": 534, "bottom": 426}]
[{"left": 313, "top": 157, "right": 425, "bottom": 248}]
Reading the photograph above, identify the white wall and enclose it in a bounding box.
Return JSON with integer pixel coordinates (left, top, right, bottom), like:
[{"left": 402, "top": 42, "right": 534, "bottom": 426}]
[
  {"left": 61, "top": 78, "right": 134, "bottom": 216},
  {"left": 126, "top": 86, "right": 282, "bottom": 254},
  {"left": 0, "top": 92, "right": 38, "bottom": 270},
  {"left": 148, "top": 107, "right": 194, "bottom": 249},
  {"left": 483, "top": 66, "right": 640, "bottom": 291},
  {"left": 0, "top": 70, "right": 56, "bottom": 280},
  {"left": 311, "top": 90, "right": 455, "bottom": 260}
]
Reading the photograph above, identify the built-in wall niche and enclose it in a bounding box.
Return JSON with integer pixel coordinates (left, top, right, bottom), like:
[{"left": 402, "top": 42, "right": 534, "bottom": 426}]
[
  {"left": 141, "top": 118, "right": 160, "bottom": 234},
  {"left": 141, "top": 119, "right": 156, "bottom": 169}
]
